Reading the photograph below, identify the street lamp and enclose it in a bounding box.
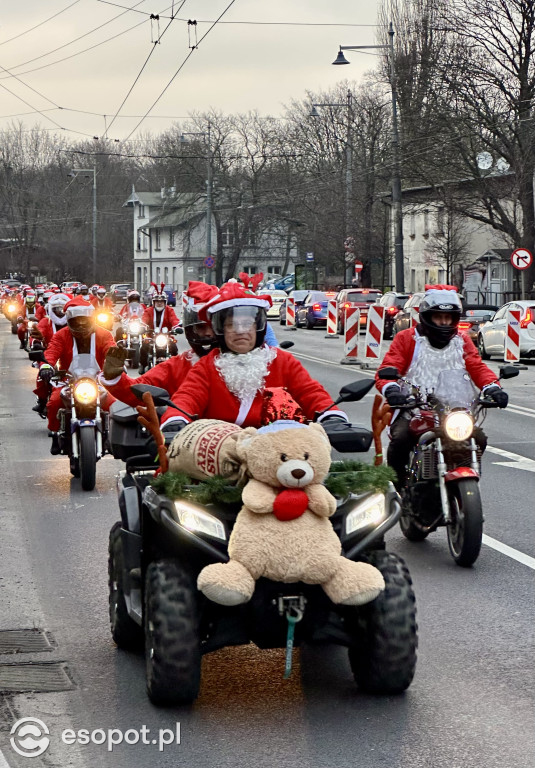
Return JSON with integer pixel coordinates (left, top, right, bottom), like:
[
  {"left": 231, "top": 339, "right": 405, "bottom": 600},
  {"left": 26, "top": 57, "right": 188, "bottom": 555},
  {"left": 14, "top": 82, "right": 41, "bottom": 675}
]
[
  {"left": 333, "top": 22, "right": 405, "bottom": 292},
  {"left": 69, "top": 167, "right": 97, "bottom": 284},
  {"left": 310, "top": 89, "right": 354, "bottom": 287},
  {"left": 181, "top": 122, "right": 214, "bottom": 284}
]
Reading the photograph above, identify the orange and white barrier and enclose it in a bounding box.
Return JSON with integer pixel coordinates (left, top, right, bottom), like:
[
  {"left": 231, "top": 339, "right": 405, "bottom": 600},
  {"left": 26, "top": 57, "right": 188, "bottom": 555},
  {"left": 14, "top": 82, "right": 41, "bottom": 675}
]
[
  {"left": 343, "top": 306, "right": 360, "bottom": 360},
  {"left": 364, "top": 304, "right": 385, "bottom": 364},
  {"left": 326, "top": 300, "right": 338, "bottom": 336},
  {"left": 285, "top": 296, "right": 295, "bottom": 327},
  {"left": 504, "top": 308, "right": 521, "bottom": 362}
]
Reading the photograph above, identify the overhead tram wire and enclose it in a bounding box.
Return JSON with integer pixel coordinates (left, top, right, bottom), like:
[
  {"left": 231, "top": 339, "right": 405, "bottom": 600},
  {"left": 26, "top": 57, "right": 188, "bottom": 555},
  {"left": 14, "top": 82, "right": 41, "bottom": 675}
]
[
  {"left": 0, "top": 0, "right": 82, "bottom": 47},
  {"left": 104, "top": 0, "right": 187, "bottom": 137},
  {"left": 122, "top": 0, "right": 239, "bottom": 142}
]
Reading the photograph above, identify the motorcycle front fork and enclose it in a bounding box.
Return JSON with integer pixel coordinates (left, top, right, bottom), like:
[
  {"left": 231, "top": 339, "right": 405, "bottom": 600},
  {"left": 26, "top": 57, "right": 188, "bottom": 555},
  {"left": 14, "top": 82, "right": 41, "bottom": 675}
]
[
  {"left": 436, "top": 436, "right": 479, "bottom": 524},
  {"left": 68, "top": 403, "right": 103, "bottom": 459}
]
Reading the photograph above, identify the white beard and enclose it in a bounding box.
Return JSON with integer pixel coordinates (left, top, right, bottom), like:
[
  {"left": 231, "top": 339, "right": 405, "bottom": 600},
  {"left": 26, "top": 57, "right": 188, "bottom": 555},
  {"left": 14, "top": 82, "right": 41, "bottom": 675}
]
[{"left": 215, "top": 345, "right": 277, "bottom": 402}]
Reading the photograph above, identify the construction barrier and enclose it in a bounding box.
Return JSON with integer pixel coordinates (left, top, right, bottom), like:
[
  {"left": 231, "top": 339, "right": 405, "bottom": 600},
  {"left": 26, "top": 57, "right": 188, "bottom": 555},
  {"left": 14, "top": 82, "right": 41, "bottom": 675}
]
[
  {"left": 410, "top": 307, "right": 419, "bottom": 327},
  {"left": 363, "top": 304, "right": 385, "bottom": 366},
  {"left": 285, "top": 296, "right": 295, "bottom": 327},
  {"left": 504, "top": 308, "right": 521, "bottom": 362},
  {"left": 325, "top": 300, "right": 338, "bottom": 337},
  {"left": 341, "top": 306, "right": 360, "bottom": 363},
  {"left": 181, "top": 291, "right": 188, "bottom": 314}
]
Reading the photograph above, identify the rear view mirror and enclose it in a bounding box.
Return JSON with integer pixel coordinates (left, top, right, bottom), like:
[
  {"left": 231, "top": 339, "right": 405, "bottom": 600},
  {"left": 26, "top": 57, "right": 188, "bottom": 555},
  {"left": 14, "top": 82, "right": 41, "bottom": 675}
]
[
  {"left": 131, "top": 384, "right": 170, "bottom": 402},
  {"left": 279, "top": 340, "right": 294, "bottom": 349},
  {"left": 28, "top": 350, "right": 46, "bottom": 363},
  {"left": 499, "top": 365, "right": 520, "bottom": 380},
  {"left": 336, "top": 379, "right": 375, "bottom": 403}
]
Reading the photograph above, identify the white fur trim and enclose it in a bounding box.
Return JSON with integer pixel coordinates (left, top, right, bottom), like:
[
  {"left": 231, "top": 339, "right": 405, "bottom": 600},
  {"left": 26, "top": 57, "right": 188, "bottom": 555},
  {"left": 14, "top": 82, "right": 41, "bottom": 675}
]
[
  {"left": 163, "top": 415, "right": 188, "bottom": 428},
  {"left": 207, "top": 297, "right": 270, "bottom": 313},
  {"left": 99, "top": 373, "right": 122, "bottom": 386}
]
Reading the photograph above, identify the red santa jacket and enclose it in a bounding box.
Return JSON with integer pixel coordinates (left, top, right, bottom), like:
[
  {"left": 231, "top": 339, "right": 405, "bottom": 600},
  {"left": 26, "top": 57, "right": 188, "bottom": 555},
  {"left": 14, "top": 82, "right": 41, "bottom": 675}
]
[
  {"left": 90, "top": 296, "right": 114, "bottom": 311},
  {"left": 102, "top": 351, "right": 196, "bottom": 408},
  {"left": 375, "top": 328, "right": 499, "bottom": 394},
  {"left": 44, "top": 326, "right": 115, "bottom": 371},
  {"left": 36, "top": 316, "right": 61, "bottom": 347},
  {"left": 34, "top": 304, "right": 46, "bottom": 321},
  {"left": 141, "top": 305, "right": 180, "bottom": 332},
  {"left": 160, "top": 347, "right": 338, "bottom": 428}
]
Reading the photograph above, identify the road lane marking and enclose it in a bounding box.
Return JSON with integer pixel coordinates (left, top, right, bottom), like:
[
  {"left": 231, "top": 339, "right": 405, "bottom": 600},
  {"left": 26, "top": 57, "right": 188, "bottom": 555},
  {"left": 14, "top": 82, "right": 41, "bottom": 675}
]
[
  {"left": 0, "top": 748, "right": 12, "bottom": 768},
  {"left": 482, "top": 535, "right": 535, "bottom": 569},
  {"left": 486, "top": 446, "right": 535, "bottom": 472}
]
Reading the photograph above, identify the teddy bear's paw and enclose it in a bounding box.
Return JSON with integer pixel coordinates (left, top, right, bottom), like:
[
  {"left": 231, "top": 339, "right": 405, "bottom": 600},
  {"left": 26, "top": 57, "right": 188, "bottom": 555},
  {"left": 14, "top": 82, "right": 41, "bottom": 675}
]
[
  {"left": 323, "top": 560, "right": 385, "bottom": 607},
  {"left": 198, "top": 561, "right": 255, "bottom": 606}
]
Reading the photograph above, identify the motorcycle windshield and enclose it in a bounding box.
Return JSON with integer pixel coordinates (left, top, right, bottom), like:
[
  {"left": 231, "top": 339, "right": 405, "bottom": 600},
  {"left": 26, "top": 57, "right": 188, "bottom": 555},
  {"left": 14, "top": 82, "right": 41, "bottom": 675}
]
[
  {"left": 433, "top": 370, "right": 477, "bottom": 408},
  {"left": 128, "top": 303, "right": 141, "bottom": 314},
  {"left": 69, "top": 353, "right": 100, "bottom": 379}
]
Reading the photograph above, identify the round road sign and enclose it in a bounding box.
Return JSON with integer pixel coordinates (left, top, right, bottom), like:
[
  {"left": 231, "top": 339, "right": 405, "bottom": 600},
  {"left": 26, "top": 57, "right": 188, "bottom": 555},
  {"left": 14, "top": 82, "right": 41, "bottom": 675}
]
[
  {"left": 203, "top": 256, "right": 215, "bottom": 268},
  {"left": 511, "top": 248, "right": 532, "bottom": 270},
  {"left": 354, "top": 260, "right": 363, "bottom": 273}
]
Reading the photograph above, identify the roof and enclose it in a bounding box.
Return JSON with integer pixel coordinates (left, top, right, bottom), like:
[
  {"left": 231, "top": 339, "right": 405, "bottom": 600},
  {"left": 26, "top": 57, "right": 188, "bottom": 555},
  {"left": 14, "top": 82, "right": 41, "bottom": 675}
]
[
  {"left": 146, "top": 195, "right": 206, "bottom": 229},
  {"left": 123, "top": 191, "right": 163, "bottom": 208}
]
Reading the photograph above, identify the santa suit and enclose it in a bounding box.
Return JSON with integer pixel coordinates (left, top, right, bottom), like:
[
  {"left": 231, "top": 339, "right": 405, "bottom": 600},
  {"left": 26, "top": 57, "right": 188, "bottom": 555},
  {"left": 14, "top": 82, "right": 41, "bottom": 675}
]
[
  {"left": 90, "top": 296, "right": 114, "bottom": 311},
  {"left": 17, "top": 303, "right": 37, "bottom": 343},
  {"left": 375, "top": 327, "right": 498, "bottom": 396},
  {"left": 102, "top": 350, "right": 198, "bottom": 408},
  {"left": 141, "top": 305, "right": 180, "bottom": 331},
  {"left": 34, "top": 304, "right": 46, "bottom": 321},
  {"left": 44, "top": 326, "right": 116, "bottom": 431},
  {"left": 33, "top": 316, "right": 66, "bottom": 402},
  {"left": 161, "top": 346, "right": 340, "bottom": 429}
]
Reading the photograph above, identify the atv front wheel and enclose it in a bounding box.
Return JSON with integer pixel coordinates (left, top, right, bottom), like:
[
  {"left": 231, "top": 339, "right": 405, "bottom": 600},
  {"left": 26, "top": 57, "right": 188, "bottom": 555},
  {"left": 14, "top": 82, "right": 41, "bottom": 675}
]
[
  {"left": 144, "top": 559, "right": 201, "bottom": 706},
  {"left": 347, "top": 551, "right": 417, "bottom": 694},
  {"left": 108, "top": 522, "right": 144, "bottom": 651}
]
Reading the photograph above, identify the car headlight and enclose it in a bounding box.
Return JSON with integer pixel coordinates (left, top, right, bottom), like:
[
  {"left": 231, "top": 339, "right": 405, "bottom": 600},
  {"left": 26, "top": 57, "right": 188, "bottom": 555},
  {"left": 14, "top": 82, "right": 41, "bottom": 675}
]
[
  {"left": 155, "top": 333, "right": 167, "bottom": 348},
  {"left": 345, "top": 493, "right": 386, "bottom": 536},
  {"left": 73, "top": 379, "right": 99, "bottom": 405},
  {"left": 444, "top": 411, "right": 473, "bottom": 441},
  {"left": 129, "top": 321, "right": 141, "bottom": 334},
  {"left": 174, "top": 501, "right": 226, "bottom": 541}
]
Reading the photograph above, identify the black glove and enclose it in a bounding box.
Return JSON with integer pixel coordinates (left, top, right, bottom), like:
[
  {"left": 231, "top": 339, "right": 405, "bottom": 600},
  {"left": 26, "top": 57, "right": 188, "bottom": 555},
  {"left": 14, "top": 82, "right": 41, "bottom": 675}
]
[
  {"left": 385, "top": 385, "right": 409, "bottom": 407},
  {"left": 161, "top": 421, "right": 187, "bottom": 445},
  {"left": 39, "top": 364, "right": 54, "bottom": 383},
  {"left": 486, "top": 385, "right": 508, "bottom": 408}
]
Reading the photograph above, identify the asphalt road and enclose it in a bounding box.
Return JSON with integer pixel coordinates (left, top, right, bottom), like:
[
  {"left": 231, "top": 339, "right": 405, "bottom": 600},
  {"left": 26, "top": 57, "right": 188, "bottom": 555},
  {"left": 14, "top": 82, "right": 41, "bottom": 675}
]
[{"left": 0, "top": 320, "right": 533, "bottom": 768}]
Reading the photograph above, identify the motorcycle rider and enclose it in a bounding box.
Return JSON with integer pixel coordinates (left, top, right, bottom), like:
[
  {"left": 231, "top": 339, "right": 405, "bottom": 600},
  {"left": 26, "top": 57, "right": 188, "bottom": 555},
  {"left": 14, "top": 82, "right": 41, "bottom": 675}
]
[
  {"left": 31, "top": 293, "right": 71, "bottom": 416},
  {"left": 158, "top": 279, "right": 349, "bottom": 438},
  {"left": 115, "top": 289, "right": 145, "bottom": 342},
  {"left": 38, "top": 297, "right": 116, "bottom": 454},
  {"left": 101, "top": 281, "right": 219, "bottom": 406},
  {"left": 375, "top": 285, "right": 508, "bottom": 489},
  {"left": 90, "top": 286, "right": 114, "bottom": 311},
  {"left": 138, "top": 283, "right": 180, "bottom": 374},
  {"left": 17, "top": 290, "right": 37, "bottom": 349}
]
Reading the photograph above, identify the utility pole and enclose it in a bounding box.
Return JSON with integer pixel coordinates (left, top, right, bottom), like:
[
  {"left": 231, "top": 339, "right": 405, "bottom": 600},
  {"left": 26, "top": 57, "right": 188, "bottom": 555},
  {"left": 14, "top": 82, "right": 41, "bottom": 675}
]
[
  {"left": 389, "top": 23, "right": 404, "bottom": 292},
  {"left": 206, "top": 120, "right": 213, "bottom": 285}
]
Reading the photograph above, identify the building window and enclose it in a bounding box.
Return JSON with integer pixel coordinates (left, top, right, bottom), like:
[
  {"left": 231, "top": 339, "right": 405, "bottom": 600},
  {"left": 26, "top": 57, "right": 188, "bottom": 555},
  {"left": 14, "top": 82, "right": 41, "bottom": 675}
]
[
  {"left": 136, "top": 267, "right": 142, "bottom": 289},
  {"left": 136, "top": 230, "right": 141, "bottom": 250},
  {"left": 156, "top": 267, "right": 161, "bottom": 283},
  {"left": 169, "top": 228, "right": 175, "bottom": 249},
  {"left": 221, "top": 224, "right": 235, "bottom": 247},
  {"left": 438, "top": 269, "right": 445, "bottom": 283},
  {"left": 423, "top": 210, "right": 429, "bottom": 238},
  {"left": 268, "top": 265, "right": 281, "bottom": 274},
  {"left": 143, "top": 267, "right": 148, "bottom": 290},
  {"left": 436, "top": 206, "right": 445, "bottom": 235},
  {"left": 155, "top": 230, "right": 161, "bottom": 250},
  {"left": 242, "top": 265, "right": 257, "bottom": 275},
  {"left": 164, "top": 267, "right": 169, "bottom": 284},
  {"left": 424, "top": 269, "right": 430, "bottom": 285},
  {"left": 138, "top": 204, "right": 145, "bottom": 218},
  {"left": 410, "top": 211, "right": 416, "bottom": 239},
  {"left": 172, "top": 266, "right": 177, "bottom": 287},
  {"left": 411, "top": 269, "right": 416, "bottom": 292}
]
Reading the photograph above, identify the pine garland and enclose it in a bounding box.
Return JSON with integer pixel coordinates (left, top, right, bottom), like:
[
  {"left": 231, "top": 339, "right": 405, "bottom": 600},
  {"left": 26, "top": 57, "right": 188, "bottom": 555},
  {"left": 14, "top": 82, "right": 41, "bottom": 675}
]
[{"left": 150, "top": 460, "right": 395, "bottom": 504}]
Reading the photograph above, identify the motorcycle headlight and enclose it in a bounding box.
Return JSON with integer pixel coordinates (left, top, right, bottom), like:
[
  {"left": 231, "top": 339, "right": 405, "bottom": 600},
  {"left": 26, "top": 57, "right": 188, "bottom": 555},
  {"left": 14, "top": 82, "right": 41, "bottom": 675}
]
[
  {"left": 155, "top": 333, "right": 167, "bottom": 348},
  {"left": 444, "top": 411, "right": 473, "bottom": 441},
  {"left": 174, "top": 501, "right": 226, "bottom": 541},
  {"left": 129, "top": 321, "right": 141, "bottom": 334},
  {"left": 73, "top": 379, "right": 99, "bottom": 405},
  {"left": 345, "top": 493, "right": 386, "bottom": 536},
  {"left": 97, "top": 312, "right": 109, "bottom": 323},
  {"left": 8, "top": 304, "right": 16, "bottom": 312}
]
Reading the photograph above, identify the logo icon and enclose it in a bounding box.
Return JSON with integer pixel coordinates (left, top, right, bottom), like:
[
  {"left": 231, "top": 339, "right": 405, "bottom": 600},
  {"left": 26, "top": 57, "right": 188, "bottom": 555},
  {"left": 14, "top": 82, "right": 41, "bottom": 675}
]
[{"left": 10, "top": 718, "right": 50, "bottom": 758}]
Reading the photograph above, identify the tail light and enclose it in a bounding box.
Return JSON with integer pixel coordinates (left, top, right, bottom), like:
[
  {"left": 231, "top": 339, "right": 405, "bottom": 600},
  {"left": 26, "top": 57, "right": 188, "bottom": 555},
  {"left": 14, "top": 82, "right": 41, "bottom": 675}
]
[
  {"left": 520, "top": 307, "right": 534, "bottom": 328},
  {"left": 387, "top": 306, "right": 398, "bottom": 315},
  {"left": 458, "top": 321, "right": 472, "bottom": 330},
  {"left": 313, "top": 303, "right": 322, "bottom": 311},
  {"left": 344, "top": 302, "right": 352, "bottom": 308}
]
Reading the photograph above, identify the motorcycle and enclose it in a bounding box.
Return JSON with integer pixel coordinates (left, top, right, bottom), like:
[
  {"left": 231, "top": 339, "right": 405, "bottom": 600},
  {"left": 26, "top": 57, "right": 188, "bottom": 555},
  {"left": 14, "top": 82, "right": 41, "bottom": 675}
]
[
  {"left": 144, "top": 326, "right": 177, "bottom": 370},
  {"left": 106, "top": 380, "right": 418, "bottom": 706},
  {"left": 118, "top": 317, "right": 146, "bottom": 368},
  {"left": 5, "top": 302, "right": 20, "bottom": 334},
  {"left": 21, "top": 315, "right": 38, "bottom": 351},
  {"left": 377, "top": 364, "right": 519, "bottom": 566}
]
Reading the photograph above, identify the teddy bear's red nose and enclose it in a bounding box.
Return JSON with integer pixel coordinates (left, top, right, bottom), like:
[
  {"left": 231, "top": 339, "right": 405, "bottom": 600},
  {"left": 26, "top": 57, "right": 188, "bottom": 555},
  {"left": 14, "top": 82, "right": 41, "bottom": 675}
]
[{"left": 291, "top": 468, "right": 306, "bottom": 479}]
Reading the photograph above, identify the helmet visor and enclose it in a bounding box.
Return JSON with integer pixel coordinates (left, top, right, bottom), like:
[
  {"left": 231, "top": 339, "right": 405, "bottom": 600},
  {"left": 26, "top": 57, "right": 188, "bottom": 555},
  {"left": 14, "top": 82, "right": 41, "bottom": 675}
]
[{"left": 211, "top": 305, "right": 266, "bottom": 336}]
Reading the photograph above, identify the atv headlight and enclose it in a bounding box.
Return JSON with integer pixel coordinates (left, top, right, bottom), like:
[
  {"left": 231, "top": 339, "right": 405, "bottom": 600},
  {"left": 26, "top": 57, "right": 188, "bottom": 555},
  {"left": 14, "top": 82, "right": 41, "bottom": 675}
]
[
  {"left": 444, "top": 411, "right": 473, "bottom": 441},
  {"left": 174, "top": 502, "right": 226, "bottom": 541},
  {"left": 129, "top": 321, "right": 141, "bottom": 334},
  {"left": 73, "top": 379, "right": 99, "bottom": 405},
  {"left": 345, "top": 493, "right": 386, "bottom": 536},
  {"left": 155, "top": 333, "right": 167, "bottom": 348}
]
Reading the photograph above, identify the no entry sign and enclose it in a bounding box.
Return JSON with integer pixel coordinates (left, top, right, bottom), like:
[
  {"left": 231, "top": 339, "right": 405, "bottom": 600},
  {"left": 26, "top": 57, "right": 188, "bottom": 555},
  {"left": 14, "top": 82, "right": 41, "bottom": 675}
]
[
  {"left": 511, "top": 248, "right": 532, "bottom": 270},
  {"left": 354, "top": 261, "right": 363, "bottom": 274}
]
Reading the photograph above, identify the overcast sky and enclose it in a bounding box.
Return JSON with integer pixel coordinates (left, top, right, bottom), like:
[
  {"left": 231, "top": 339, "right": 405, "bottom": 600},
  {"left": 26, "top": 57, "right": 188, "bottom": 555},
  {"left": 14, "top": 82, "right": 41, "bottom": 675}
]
[{"left": 0, "top": 0, "right": 384, "bottom": 144}]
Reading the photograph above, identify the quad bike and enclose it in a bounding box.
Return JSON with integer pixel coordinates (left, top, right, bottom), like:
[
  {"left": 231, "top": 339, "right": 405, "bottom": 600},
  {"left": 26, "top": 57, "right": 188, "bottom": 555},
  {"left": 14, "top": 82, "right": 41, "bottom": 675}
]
[{"left": 107, "top": 381, "right": 418, "bottom": 706}]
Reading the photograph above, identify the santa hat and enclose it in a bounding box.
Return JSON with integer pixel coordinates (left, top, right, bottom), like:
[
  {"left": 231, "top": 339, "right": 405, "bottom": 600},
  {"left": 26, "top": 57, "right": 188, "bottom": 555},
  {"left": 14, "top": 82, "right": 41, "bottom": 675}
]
[
  {"left": 185, "top": 281, "right": 219, "bottom": 308},
  {"left": 199, "top": 275, "right": 272, "bottom": 322},
  {"left": 64, "top": 295, "right": 95, "bottom": 318}
]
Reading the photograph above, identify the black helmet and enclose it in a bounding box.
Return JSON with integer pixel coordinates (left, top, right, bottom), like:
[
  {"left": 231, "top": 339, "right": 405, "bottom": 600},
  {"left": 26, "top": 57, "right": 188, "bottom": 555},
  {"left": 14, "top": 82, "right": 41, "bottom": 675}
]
[
  {"left": 418, "top": 287, "right": 462, "bottom": 348},
  {"left": 183, "top": 304, "right": 218, "bottom": 357},
  {"left": 210, "top": 304, "right": 267, "bottom": 353},
  {"left": 79, "top": 284, "right": 89, "bottom": 296},
  {"left": 127, "top": 290, "right": 141, "bottom": 303}
]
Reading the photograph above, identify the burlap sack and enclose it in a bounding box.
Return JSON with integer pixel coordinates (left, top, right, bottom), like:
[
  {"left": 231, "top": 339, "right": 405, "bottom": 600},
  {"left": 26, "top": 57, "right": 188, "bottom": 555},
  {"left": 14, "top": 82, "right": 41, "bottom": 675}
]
[{"left": 167, "top": 419, "right": 243, "bottom": 483}]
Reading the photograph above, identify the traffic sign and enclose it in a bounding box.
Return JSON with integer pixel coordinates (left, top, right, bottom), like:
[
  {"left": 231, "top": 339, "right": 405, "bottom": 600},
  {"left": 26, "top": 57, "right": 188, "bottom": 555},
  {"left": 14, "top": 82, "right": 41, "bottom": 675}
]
[
  {"left": 511, "top": 248, "right": 532, "bottom": 270},
  {"left": 306, "top": 252, "right": 314, "bottom": 263},
  {"left": 203, "top": 256, "right": 215, "bottom": 268},
  {"left": 354, "top": 260, "right": 363, "bottom": 274}
]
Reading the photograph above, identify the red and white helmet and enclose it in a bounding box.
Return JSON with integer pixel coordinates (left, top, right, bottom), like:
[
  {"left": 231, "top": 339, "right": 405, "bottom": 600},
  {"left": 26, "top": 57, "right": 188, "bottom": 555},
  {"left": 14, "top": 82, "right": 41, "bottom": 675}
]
[
  {"left": 96, "top": 285, "right": 107, "bottom": 298},
  {"left": 151, "top": 282, "right": 167, "bottom": 306}
]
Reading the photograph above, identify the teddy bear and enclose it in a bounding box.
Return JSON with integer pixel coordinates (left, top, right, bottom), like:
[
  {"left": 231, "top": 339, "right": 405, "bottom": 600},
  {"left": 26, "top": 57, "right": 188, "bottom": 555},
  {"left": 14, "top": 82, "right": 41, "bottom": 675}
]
[{"left": 197, "top": 421, "right": 385, "bottom": 607}]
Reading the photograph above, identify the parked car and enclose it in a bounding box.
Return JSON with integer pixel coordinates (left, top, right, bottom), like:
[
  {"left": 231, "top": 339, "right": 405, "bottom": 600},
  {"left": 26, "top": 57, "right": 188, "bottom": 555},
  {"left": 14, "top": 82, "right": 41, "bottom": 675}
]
[
  {"left": 279, "top": 290, "right": 309, "bottom": 325},
  {"left": 265, "top": 273, "right": 295, "bottom": 293},
  {"left": 392, "top": 292, "right": 425, "bottom": 335},
  {"left": 295, "top": 290, "right": 338, "bottom": 329},
  {"left": 477, "top": 300, "right": 535, "bottom": 359},
  {"left": 458, "top": 304, "right": 498, "bottom": 346},
  {"left": 378, "top": 292, "right": 411, "bottom": 339},
  {"left": 110, "top": 283, "right": 133, "bottom": 303},
  {"left": 142, "top": 284, "right": 177, "bottom": 307},
  {"left": 60, "top": 281, "right": 81, "bottom": 294},
  {"left": 336, "top": 289, "right": 383, "bottom": 334},
  {"left": 265, "top": 290, "right": 290, "bottom": 319}
]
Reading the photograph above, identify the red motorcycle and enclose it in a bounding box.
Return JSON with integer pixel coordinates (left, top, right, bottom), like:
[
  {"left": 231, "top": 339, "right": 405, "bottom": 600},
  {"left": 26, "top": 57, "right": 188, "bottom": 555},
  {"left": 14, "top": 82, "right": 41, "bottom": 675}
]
[{"left": 377, "top": 365, "right": 519, "bottom": 566}]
